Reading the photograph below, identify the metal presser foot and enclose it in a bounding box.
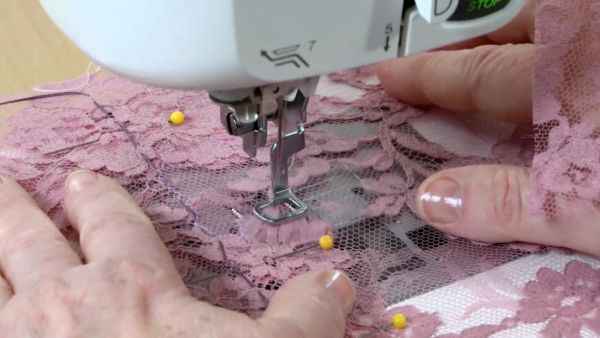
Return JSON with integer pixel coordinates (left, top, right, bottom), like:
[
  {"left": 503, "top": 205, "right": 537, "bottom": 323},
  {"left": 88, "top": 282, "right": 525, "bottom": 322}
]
[
  {"left": 210, "top": 77, "right": 319, "bottom": 224},
  {"left": 254, "top": 91, "right": 308, "bottom": 223}
]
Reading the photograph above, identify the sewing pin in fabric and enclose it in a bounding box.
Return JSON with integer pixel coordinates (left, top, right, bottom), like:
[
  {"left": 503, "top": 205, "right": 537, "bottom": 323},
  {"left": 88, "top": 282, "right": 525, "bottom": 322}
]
[
  {"left": 391, "top": 313, "right": 408, "bottom": 329},
  {"left": 271, "top": 234, "right": 335, "bottom": 261},
  {"left": 42, "top": 138, "right": 100, "bottom": 155},
  {"left": 169, "top": 111, "right": 186, "bottom": 125},
  {"left": 272, "top": 244, "right": 319, "bottom": 261},
  {"left": 318, "top": 234, "right": 334, "bottom": 250}
]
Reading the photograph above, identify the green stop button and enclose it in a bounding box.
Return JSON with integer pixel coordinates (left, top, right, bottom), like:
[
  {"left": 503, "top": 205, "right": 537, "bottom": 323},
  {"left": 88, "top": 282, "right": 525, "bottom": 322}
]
[{"left": 448, "top": 0, "right": 511, "bottom": 21}]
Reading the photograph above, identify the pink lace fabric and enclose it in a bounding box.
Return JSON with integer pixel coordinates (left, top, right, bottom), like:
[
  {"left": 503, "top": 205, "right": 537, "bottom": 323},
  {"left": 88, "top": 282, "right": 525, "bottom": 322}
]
[
  {"left": 532, "top": 0, "right": 600, "bottom": 217},
  {"left": 0, "top": 2, "right": 598, "bottom": 336}
]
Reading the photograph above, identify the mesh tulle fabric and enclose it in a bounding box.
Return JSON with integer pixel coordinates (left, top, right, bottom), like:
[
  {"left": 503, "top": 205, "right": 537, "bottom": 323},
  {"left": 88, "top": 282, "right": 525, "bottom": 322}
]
[
  {"left": 532, "top": 0, "right": 600, "bottom": 217},
  {"left": 0, "top": 1, "right": 598, "bottom": 336}
]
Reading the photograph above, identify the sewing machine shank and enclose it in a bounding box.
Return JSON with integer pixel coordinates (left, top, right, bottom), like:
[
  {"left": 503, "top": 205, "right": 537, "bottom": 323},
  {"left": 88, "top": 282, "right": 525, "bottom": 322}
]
[{"left": 211, "top": 78, "right": 318, "bottom": 223}]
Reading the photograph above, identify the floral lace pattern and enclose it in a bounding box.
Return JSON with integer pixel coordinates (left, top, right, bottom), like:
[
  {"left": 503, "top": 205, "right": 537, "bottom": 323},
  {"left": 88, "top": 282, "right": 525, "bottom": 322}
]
[
  {"left": 532, "top": 0, "right": 600, "bottom": 217},
  {"left": 517, "top": 261, "right": 600, "bottom": 336}
]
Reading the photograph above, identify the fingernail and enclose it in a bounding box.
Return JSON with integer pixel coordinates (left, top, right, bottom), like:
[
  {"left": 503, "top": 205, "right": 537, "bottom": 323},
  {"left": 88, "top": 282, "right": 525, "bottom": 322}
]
[
  {"left": 66, "top": 170, "right": 98, "bottom": 193},
  {"left": 419, "top": 177, "right": 462, "bottom": 224},
  {"left": 320, "top": 270, "right": 355, "bottom": 314}
]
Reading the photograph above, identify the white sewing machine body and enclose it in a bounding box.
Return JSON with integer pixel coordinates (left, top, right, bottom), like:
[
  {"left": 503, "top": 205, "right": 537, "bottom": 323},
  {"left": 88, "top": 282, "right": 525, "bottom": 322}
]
[
  {"left": 40, "top": 0, "right": 525, "bottom": 91},
  {"left": 41, "top": 0, "right": 525, "bottom": 223}
]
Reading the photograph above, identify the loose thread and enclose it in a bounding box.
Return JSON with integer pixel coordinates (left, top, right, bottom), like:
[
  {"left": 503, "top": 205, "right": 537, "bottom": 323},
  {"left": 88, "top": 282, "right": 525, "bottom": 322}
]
[
  {"left": 33, "top": 61, "right": 100, "bottom": 93},
  {"left": 42, "top": 138, "right": 100, "bottom": 155},
  {"left": 0, "top": 88, "right": 275, "bottom": 313},
  {"left": 0, "top": 90, "right": 210, "bottom": 236},
  {"left": 0, "top": 91, "right": 90, "bottom": 106}
]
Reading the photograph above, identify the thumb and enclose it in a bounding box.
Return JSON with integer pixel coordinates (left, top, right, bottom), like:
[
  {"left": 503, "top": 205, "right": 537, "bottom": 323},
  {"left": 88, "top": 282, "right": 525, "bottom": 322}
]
[
  {"left": 258, "top": 270, "right": 355, "bottom": 338},
  {"left": 415, "top": 165, "right": 600, "bottom": 256}
]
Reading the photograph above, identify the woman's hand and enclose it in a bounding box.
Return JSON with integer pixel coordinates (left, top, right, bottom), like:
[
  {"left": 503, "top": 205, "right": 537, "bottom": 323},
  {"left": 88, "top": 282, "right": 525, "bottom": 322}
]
[
  {"left": 376, "top": 0, "right": 600, "bottom": 256},
  {"left": 0, "top": 171, "right": 355, "bottom": 337}
]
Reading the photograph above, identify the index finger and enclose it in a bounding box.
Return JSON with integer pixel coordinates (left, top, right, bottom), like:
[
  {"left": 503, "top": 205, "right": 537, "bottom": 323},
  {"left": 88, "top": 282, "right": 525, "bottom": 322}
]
[
  {"left": 377, "top": 43, "right": 534, "bottom": 124},
  {"left": 375, "top": 0, "right": 538, "bottom": 123},
  {"left": 64, "top": 171, "right": 178, "bottom": 273}
]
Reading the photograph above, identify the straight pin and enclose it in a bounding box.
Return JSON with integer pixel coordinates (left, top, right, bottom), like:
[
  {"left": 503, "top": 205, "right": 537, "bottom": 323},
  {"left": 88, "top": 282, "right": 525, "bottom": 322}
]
[
  {"left": 43, "top": 138, "right": 100, "bottom": 155},
  {"left": 272, "top": 234, "right": 335, "bottom": 260},
  {"left": 272, "top": 243, "right": 319, "bottom": 260}
]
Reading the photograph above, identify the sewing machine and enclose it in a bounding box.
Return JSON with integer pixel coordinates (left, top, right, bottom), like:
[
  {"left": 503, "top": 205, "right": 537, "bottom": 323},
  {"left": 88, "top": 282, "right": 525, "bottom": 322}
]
[{"left": 40, "top": 0, "right": 525, "bottom": 223}]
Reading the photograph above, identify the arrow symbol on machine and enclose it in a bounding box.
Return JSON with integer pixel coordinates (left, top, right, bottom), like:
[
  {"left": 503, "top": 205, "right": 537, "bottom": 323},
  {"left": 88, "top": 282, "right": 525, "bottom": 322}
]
[
  {"left": 384, "top": 36, "right": 390, "bottom": 52},
  {"left": 261, "top": 50, "right": 310, "bottom": 68}
]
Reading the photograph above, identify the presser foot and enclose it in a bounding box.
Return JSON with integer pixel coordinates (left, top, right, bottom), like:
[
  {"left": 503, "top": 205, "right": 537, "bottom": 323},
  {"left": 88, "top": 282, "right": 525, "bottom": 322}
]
[
  {"left": 209, "top": 77, "right": 319, "bottom": 225},
  {"left": 253, "top": 189, "right": 308, "bottom": 224},
  {"left": 254, "top": 90, "right": 310, "bottom": 224}
]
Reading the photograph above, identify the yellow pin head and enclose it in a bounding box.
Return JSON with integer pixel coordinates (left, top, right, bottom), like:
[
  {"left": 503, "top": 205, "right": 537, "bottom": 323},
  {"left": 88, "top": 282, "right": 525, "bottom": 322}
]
[
  {"left": 319, "top": 235, "right": 334, "bottom": 250},
  {"left": 169, "top": 111, "right": 186, "bottom": 125},
  {"left": 391, "top": 313, "right": 408, "bottom": 329}
]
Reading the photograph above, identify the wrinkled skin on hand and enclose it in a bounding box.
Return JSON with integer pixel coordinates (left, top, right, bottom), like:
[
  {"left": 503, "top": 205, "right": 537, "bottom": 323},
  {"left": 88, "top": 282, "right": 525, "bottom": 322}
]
[
  {"left": 377, "top": 0, "right": 600, "bottom": 257},
  {"left": 0, "top": 172, "right": 355, "bottom": 338}
]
